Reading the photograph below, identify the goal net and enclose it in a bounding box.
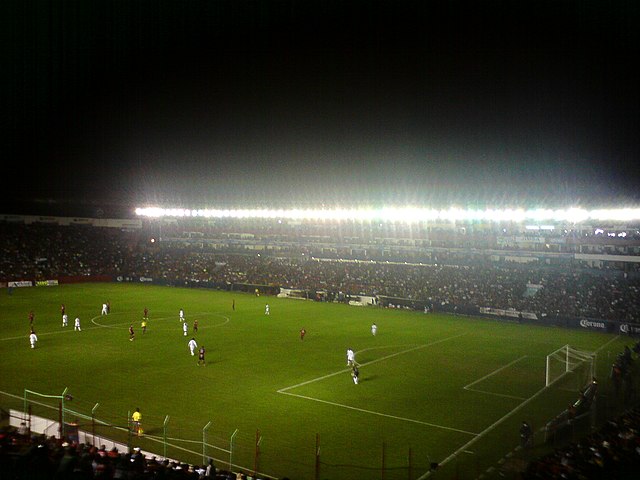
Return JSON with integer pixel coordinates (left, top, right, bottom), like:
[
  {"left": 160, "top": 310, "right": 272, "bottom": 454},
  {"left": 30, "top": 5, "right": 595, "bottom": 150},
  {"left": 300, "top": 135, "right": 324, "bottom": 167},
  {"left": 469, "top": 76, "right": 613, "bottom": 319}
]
[{"left": 545, "top": 345, "right": 596, "bottom": 390}]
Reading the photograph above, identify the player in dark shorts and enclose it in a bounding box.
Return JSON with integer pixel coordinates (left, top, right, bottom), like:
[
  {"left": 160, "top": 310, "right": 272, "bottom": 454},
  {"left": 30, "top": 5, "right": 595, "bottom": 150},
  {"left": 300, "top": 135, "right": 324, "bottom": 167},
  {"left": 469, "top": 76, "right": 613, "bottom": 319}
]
[
  {"left": 193, "top": 319, "right": 198, "bottom": 333},
  {"left": 198, "top": 346, "right": 206, "bottom": 366},
  {"left": 129, "top": 325, "right": 135, "bottom": 341}
]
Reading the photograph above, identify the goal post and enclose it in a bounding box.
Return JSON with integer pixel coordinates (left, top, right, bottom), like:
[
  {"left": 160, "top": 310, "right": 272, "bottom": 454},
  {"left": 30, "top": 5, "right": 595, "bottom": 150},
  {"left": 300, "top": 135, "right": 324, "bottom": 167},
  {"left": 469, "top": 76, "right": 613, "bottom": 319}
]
[{"left": 545, "top": 345, "right": 596, "bottom": 389}]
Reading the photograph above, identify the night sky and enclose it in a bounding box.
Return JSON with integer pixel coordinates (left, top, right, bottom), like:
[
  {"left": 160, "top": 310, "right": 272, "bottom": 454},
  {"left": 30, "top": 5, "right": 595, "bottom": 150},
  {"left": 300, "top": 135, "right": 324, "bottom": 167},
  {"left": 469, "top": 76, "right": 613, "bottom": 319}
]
[{"left": 3, "top": 1, "right": 639, "bottom": 214}]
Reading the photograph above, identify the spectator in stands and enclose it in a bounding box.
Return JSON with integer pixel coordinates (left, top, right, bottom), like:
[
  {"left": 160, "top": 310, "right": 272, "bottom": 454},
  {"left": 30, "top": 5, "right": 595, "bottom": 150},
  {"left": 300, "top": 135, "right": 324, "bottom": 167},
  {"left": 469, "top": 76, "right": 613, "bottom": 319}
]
[{"left": 520, "top": 421, "right": 533, "bottom": 449}]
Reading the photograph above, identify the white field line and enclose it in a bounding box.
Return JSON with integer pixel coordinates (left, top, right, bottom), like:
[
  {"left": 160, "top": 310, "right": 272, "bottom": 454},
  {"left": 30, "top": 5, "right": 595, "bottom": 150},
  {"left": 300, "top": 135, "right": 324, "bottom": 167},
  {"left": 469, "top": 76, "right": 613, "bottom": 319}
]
[
  {"left": 0, "top": 389, "right": 272, "bottom": 478},
  {"left": 418, "top": 334, "right": 622, "bottom": 479},
  {"left": 278, "top": 333, "right": 478, "bottom": 436},
  {"left": 0, "top": 312, "right": 230, "bottom": 341},
  {"left": 1, "top": 315, "right": 117, "bottom": 340},
  {"left": 279, "top": 390, "right": 478, "bottom": 436},
  {"left": 279, "top": 333, "right": 468, "bottom": 393},
  {"left": 463, "top": 356, "right": 528, "bottom": 400},
  {"left": 91, "top": 313, "right": 230, "bottom": 330}
]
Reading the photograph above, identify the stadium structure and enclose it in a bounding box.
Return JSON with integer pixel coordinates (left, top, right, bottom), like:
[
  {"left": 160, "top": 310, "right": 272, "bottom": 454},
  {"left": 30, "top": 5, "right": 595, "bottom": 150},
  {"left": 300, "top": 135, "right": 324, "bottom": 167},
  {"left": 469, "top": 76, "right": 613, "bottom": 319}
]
[
  {"left": 3, "top": 203, "right": 640, "bottom": 326},
  {"left": 2, "top": 204, "right": 640, "bottom": 479}
]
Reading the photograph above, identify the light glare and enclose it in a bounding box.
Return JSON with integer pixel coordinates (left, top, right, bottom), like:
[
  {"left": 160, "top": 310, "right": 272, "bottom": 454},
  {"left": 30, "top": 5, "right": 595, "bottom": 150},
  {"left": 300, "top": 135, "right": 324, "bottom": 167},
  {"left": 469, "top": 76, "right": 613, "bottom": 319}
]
[{"left": 134, "top": 206, "right": 640, "bottom": 223}]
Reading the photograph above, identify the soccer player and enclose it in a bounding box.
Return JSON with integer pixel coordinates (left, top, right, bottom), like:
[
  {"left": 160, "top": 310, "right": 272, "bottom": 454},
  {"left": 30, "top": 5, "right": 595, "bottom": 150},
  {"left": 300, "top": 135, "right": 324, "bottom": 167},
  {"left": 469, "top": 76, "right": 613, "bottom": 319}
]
[
  {"left": 351, "top": 365, "right": 359, "bottom": 384},
  {"left": 198, "top": 346, "right": 206, "bottom": 366},
  {"left": 188, "top": 338, "right": 198, "bottom": 356},
  {"left": 179, "top": 309, "right": 185, "bottom": 322},
  {"left": 28, "top": 311, "right": 34, "bottom": 325},
  {"left": 371, "top": 323, "right": 377, "bottom": 336},
  {"left": 182, "top": 321, "right": 188, "bottom": 336},
  {"left": 347, "top": 348, "right": 355, "bottom": 367},
  {"left": 143, "top": 307, "right": 148, "bottom": 320},
  {"left": 141, "top": 319, "right": 147, "bottom": 334},
  {"left": 74, "top": 317, "right": 81, "bottom": 331},
  {"left": 232, "top": 299, "right": 235, "bottom": 311},
  {"left": 132, "top": 408, "right": 142, "bottom": 436},
  {"left": 265, "top": 304, "right": 270, "bottom": 315},
  {"left": 61, "top": 304, "right": 65, "bottom": 316},
  {"left": 62, "top": 313, "right": 68, "bottom": 327},
  {"left": 300, "top": 328, "right": 306, "bottom": 340},
  {"left": 29, "top": 331, "right": 38, "bottom": 349},
  {"left": 129, "top": 325, "right": 135, "bottom": 341},
  {"left": 101, "top": 303, "right": 108, "bottom": 315},
  {"left": 193, "top": 319, "right": 198, "bottom": 333}
]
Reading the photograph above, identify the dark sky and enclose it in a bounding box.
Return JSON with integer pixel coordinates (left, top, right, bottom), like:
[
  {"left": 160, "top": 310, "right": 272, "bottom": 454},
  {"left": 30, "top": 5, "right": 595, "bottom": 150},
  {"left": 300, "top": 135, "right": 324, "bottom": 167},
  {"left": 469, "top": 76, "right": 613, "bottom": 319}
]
[{"left": 3, "top": 0, "right": 639, "bottom": 213}]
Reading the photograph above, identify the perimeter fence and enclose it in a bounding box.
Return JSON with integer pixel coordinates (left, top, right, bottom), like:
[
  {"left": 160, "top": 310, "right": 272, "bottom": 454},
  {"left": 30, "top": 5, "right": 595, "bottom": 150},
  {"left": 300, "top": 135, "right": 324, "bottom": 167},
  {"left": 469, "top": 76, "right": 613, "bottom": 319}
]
[
  {"left": 3, "top": 368, "right": 639, "bottom": 480},
  {"left": 1, "top": 388, "right": 437, "bottom": 480}
]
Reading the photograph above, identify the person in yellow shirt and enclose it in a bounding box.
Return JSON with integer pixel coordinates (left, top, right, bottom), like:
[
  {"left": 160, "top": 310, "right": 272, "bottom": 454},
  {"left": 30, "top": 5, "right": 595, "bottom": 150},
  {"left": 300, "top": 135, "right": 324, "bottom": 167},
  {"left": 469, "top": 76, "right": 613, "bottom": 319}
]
[{"left": 132, "top": 408, "right": 142, "bottom": 435}]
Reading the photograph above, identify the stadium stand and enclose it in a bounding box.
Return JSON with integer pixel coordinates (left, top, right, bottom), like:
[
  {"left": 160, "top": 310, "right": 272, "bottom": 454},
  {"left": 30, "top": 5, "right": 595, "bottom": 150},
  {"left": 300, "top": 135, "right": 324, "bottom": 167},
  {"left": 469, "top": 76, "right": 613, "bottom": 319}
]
[
  {"left": 2, "top": 214, "right": 640, "bottom": 477},
  {"left": 1, "top": 219, "right": 640, "bottom": 323},
  {"left": 0, "top": 426, "right": 247, "bottom": 479}
]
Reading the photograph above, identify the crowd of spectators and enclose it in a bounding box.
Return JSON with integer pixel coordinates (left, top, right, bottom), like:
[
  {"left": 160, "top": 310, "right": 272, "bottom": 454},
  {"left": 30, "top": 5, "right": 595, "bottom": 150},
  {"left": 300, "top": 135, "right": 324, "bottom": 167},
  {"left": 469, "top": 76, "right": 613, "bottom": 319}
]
[
  {"left": 0, "top": 426, "right": 259, "bottom": 480},
  {"left": 523, "top": 406, "right": 640, "bottom": 479},
  {"left": 2, "top": 222, "right": 640, "bottom": 323},
  {"left": 523, "top": 342, "right": 640, "bottom": 479}
]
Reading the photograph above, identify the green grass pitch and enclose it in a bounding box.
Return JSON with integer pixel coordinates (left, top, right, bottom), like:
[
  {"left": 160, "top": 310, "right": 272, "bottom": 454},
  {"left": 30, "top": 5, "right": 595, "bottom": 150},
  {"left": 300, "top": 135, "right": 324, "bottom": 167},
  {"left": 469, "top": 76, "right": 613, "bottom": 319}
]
[{"left": 0, "top": 283, "right": 626, "bottom": 480}]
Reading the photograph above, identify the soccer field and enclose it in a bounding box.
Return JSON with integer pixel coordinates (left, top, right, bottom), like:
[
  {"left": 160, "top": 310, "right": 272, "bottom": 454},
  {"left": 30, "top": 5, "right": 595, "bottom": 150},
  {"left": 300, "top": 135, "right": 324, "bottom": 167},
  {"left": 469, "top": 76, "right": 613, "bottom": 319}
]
[{"left": 0, "top": 283, "right": 626, "bottom": 480}]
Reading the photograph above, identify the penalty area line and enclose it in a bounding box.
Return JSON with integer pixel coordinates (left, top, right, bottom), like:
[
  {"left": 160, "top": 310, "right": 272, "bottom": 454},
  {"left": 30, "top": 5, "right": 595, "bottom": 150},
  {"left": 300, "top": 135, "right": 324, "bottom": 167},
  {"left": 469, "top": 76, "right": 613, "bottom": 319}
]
[
  {"left": 278, "top": 333, "right": 468, "bottom": 393},
  {"left": 417, "top": 335, "right": 623, "bottom": 479},
  {"left": 277, "top": 333, "right": 476, "bottom": 436},
  {"left": 463, "top": 355, "right": 528, "bottom": 400}
]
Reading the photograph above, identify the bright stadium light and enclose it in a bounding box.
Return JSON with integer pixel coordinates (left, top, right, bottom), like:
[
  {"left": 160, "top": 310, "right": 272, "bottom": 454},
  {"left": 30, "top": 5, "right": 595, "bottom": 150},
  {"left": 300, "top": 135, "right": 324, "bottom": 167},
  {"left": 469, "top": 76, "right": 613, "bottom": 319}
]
[{"left": 134, "top": 206, "right": 640, "bottom": 223}]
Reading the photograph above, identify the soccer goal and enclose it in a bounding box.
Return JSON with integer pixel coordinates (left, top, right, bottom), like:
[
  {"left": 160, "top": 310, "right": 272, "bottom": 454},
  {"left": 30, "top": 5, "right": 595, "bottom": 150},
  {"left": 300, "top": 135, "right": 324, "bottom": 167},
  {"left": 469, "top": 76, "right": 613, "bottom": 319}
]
[{"left": 545, "top": 345, "right": 596, "bottom": 390}]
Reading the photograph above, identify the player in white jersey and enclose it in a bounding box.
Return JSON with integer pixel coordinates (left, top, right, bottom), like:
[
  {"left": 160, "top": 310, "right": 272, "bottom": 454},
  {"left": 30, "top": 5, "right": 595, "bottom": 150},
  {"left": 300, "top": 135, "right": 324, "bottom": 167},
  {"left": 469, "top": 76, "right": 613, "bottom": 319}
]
[
  {"left": 62, "top": 314, "right": 68, "bottom": 327},
  {"left": 183, "top": 321, "right": 188, "bottom": 336},
  {"left": 29, "top": 332, "right": 38, "bottom": 348},
  {"left": 179, "top": 309, "right": 185, "bottom": 321},
  {"left": 347, "top": 348, "right": 355, "bottom": 367},
  {"left": 265, "top": 304, "right": 270, "bottom": 315},
  {"left": 188, "top": 338, "right": 198, "bottom": 356},
  {"left": 74, "top": 317, "right": 81, "bottom": 331},
  {"left": 371, "top": 323, "right": 377, "bottom": 336},
  {"left": 101, "top": 303, "right": 108, "bottom": 315}
]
